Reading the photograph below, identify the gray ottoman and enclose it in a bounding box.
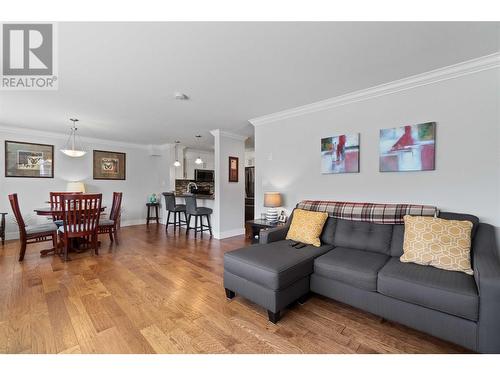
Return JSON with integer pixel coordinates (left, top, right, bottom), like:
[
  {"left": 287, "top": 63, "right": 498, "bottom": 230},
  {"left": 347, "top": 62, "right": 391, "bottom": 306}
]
[{"left": 224, "top": 239, "right": 333, "bottom": 323}]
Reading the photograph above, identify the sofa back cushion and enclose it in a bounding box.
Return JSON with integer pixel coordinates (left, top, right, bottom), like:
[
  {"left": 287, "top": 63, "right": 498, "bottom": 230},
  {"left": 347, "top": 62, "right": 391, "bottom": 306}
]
[
  {"left": 333, "top": 219, "right": 394, "bottom": 255},
  {"left": 390, "top": 225, "right": 405, "bottom": 257},
  {"left": 320, "top": 217, "right": 337, "bottom": 245}
]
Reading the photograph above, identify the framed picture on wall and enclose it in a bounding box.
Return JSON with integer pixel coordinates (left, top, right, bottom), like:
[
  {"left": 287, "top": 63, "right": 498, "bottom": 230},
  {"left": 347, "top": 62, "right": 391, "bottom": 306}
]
[
  {"left": 321, "top": 133, "right": 360, "bottom": 174},
  {"left": 229, "top": 156, "right": 239, "bottom": 182},
  {"left": 93, "top": 150, "right": 126, "bottom": 180},
  {"left": 379, "top": 122, "right": 436, "bottom": 172},
  {"left": 5, "top": 140, "right": 54, "bottom": 178}
]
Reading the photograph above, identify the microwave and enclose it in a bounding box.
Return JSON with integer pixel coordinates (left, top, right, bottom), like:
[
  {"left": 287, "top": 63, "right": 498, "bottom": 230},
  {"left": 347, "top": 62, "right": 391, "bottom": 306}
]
[{"left": 195, "top": 169, "right": 214, "bottom": 182}]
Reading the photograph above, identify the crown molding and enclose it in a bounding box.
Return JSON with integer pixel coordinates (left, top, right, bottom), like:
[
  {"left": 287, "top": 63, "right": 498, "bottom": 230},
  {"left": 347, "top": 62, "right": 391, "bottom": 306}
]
[
  {"left": 0, "top": 124, "right": 150, "bottom": 150},
  {"left": 210, "top": 129, "right": 248, "bottom": 141},
  {"left": 249, "top": 53, "right": 500, "bottom": 127}
]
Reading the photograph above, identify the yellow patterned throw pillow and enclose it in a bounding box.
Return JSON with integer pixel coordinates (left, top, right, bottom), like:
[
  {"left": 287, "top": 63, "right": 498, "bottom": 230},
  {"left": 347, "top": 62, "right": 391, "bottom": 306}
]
[
  {"left": 286, "top": 209, "right": 328, "bottom": 247},
  {"left": 400, "top": 215, "right": 473, "bottom": 275}
]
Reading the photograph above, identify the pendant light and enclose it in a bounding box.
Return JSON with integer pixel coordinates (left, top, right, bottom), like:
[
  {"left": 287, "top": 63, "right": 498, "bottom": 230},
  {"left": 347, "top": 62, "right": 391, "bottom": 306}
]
[
  {"left": 194, "top": 135, "right": 203, "bottom": 165},
  {"left": 173, "top": 141, "right": 181, "bottom": 167},
  {"left": 60, "top": 118, "right": 86, "bottom": 157}
]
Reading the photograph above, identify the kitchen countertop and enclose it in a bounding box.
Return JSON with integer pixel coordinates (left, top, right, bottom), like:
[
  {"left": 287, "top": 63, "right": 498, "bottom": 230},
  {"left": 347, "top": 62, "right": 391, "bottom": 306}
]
[{"left": 176, "top": 194, "right": 215, "bottom": 200}]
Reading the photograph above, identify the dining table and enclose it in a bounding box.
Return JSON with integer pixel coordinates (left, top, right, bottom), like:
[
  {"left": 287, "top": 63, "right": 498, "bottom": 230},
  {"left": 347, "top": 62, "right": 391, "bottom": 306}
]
[
  {"left": 34, "top": 204, "right": 107, "bottom": 257},
  {"left": 34, "top": 205, "right": 106, "bottom": 216}
]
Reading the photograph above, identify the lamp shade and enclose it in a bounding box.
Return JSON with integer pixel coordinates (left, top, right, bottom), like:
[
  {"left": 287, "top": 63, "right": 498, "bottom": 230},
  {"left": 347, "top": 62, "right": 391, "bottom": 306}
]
[
  {"left": 66, "top": 181, "right": 86, "bottom": 193},
  {"left": 264, "top": 192, "right": 282, "bottom": 208}
]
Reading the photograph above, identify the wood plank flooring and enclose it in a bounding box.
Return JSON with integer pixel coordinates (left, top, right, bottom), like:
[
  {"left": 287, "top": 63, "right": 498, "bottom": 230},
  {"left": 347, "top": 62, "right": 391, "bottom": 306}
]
[{"left": 0, "top": 224, "right": 470, "bottom": 354}]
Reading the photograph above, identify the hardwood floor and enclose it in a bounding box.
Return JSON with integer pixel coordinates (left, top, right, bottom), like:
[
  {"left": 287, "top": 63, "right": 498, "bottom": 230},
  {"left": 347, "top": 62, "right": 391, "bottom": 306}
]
[{"left": 0, "top": 224, "right": 470, "bottom": 354}]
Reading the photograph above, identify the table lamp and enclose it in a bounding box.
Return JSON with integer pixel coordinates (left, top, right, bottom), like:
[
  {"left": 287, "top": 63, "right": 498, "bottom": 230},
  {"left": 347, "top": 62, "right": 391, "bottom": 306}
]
[
  {"left": 66, "top": 181, "right": 86, "bottom": 193},
  {"left": 264, "top": 192, "right": 281, "bottom": 223}
]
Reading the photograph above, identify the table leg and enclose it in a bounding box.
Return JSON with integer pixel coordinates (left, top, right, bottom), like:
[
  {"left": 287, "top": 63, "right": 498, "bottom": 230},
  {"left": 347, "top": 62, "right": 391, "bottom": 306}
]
[
  {"left": 0, "top": 214, "right": 5, "bottom": 246},
  {"left": 155, "top": 205, "right": 159, "bottom": 224}
]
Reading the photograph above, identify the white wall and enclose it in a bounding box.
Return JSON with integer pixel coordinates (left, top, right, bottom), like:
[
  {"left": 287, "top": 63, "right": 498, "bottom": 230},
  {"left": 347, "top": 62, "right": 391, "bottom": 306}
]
[
  {"left": 0, "top": 126, "right": 170, "bottom": 239},
  {"left": 212, "top": 130, "right": 246, "bottom": 239},
  {"left": 254, "top": 69, "right": 500, "bottom": 234},
  {"left": 183, "top": 149, "right": 215, "bottom": 180},
  {"left": 245, "top": 149, "right": 255, "bottom": 167}
]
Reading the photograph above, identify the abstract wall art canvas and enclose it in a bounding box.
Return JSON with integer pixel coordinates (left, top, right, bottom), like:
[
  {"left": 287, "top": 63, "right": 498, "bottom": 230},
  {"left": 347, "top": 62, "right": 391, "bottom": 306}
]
[
  {"left": 379, "top": 122, "right": 435, "bottom": 172},
  {"left": 93, "top": 150, "right": 126, "bottom": 180},
  {"left": 321, "top": 133, "right": 360, "bottom": 174},
  {"left": 5, "top": 140, "right": 54, "bottom": 178}
]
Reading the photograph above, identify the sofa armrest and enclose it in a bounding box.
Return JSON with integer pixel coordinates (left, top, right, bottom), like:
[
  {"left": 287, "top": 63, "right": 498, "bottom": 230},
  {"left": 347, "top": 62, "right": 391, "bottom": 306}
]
[
  {"left": 473, "top": 223, "right": 500, "bottom": 353},
  {"left": 259, "top": 225, "right": 290, "bottom": 244}
]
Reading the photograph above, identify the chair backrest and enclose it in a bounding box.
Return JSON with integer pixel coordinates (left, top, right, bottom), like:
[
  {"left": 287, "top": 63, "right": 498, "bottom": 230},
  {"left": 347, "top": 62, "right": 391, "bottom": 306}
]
[
  {"left": 61, "top": 193, "right": 102, "bottom": 237},
  {"left": 50, "top": 192, "right": 81, "bottom": 222},
  {"left": 184, "top": 194, "right": 198, "bottom": 215},
  {"left": 8, "top": 193, "right": 26, "bottom": 237},
  {"left": 162, "top": 192, "right": 177, "bottom": 211},
  {"left": 109, "top": 192, "right": 123, "bottom": 221}
]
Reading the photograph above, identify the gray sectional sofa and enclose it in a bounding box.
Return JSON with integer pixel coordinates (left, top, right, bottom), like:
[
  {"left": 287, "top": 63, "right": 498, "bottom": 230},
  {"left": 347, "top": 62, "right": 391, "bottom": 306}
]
[{"left": 223, "top": 211, "right": 500, "bottom": 353}]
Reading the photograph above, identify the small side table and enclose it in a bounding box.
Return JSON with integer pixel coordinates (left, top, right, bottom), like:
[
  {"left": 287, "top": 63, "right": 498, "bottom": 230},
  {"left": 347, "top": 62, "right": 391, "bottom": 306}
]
[
  {"left": 1, "top": 212, "right": 7, "bottom": 245},
  {"left": 246, "top": 219, "right": 286, "bottom": 244},
  {"left": 146, "top": 203, "right": 160, "bottom": 225}
]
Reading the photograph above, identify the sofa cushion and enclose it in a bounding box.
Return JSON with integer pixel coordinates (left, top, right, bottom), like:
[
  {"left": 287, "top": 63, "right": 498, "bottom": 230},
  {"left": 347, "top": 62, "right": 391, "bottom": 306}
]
[
  {"left": 286, "top": 209, "right": 328, "bottom": 247},
  {"left": 224, "top": 240, "right": 333, "bottom": 291},
  {"left": 390, "top": 213, "right": 480, "bottom": 258},
  {"left": 439, "top": 212, "right": 480, "bottom": 239},
  {"left": 378, "top": 257, "right": 479, "bottom": 321},
  {"left": 333, "top": 219, "right": 393, "bottom": 255},
  {"left": 390, "top": 224, "right": 405, "bottom": 257},
  {"left": 320, "top": 217, "right": 337, "bottom": 245},
  {"left": 400, "top": 215, "right": 474, "bottom": 275},
  {"left": 314, "top": 247, "right": 389, "bottom": 291}
]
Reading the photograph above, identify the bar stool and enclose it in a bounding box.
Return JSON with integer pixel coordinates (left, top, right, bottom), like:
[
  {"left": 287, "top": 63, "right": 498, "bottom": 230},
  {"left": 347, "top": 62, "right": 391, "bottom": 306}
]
[
  {"left": 184, "top": 194, "right": 213, "bottom": 238},
  {"left": 162, "top": 192, "right": 187, "bottom": 232}
]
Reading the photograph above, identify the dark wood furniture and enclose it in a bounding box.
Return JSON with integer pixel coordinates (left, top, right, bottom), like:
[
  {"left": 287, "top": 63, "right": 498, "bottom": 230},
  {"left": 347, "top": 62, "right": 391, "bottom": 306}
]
[
  {"left": 59, "top": 193, "right": 102, "bottom": 261},
  {"left": 50, "top": 191, "right": 82, "bottom": 225},
  {"left": 162, "top": 192, "right": 187, "bottom": 232},
  {"left": 98, "top": 192, "right": 123, "bottom": 242},
  {"left": 246, "top": 219, "right": 286, "bottom": 244},
  {"left": 34, "top": 205, "right": 106, "bottom": 216},
  {"left": 1, "top": 212, "right": 7, "bottom": 245},
  {"left": 8, "top": 193, "right": 58, "bottom": 261},
  {"left": 184, "top": 195, "right": 213, "bottom": 238},
  {"left": 245, "top": 197, "right": 255, "bottom": 221},
  {"left": 146, "top": 202, "right": 160, "bottom": 225}
]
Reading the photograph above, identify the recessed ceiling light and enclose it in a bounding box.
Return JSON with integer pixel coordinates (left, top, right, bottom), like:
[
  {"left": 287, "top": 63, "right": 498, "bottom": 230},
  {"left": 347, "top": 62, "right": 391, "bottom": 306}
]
[{"left": 174, "top": 92, "right": 189, "bottom": 100}]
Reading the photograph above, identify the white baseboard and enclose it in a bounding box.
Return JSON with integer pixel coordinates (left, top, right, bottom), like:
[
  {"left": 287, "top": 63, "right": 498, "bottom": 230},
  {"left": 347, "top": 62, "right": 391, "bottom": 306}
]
[
  {"left": 213, "top": 228, "right": 245, "bottom": 240},
  {"left": 120, "top": 219, "right": 148, "bottom": 227}
]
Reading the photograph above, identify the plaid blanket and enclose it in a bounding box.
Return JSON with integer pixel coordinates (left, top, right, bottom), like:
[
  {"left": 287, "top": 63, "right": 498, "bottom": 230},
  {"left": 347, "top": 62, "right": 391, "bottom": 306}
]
[{"left": 296, "top": 200, "right": 438, "bottom": 224}]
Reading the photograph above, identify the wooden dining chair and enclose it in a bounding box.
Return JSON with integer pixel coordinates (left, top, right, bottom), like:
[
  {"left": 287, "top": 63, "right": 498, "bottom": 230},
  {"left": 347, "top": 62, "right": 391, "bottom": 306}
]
[
  {"left": 98, "top": 192, "right": 122, "bottom": 243},
  {"left": 8, "top": 193, "right": 58, "bottom": 261},
  {"left": 50, "top": 191, "right": 82, "bottom": 226},
  {"left": 59, "top": 193, "right": 102, "bottom": 261}
]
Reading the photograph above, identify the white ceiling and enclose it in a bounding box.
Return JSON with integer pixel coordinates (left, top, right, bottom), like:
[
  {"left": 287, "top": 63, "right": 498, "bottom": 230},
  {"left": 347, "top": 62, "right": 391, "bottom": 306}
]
[{"left": 1, "top": 22, "right": 498, "bottom": 149}]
